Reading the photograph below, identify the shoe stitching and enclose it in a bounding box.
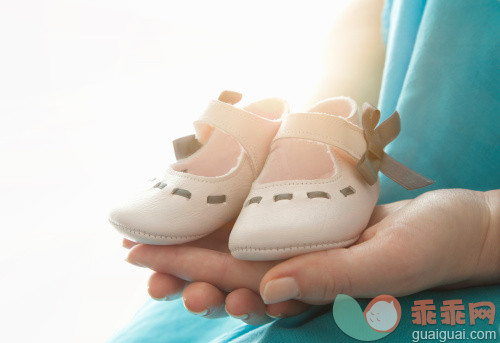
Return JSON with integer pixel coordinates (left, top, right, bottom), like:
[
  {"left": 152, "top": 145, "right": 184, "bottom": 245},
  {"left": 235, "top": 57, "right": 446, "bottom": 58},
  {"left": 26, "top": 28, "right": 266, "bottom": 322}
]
[{"left": 231, "top": 235, "right": 359, "bottom": 253}]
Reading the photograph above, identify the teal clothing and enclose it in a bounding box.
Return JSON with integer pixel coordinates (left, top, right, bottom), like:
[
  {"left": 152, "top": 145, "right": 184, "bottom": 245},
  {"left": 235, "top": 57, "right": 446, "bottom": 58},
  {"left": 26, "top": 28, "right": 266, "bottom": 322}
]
[
  {"left": 109, "top": 1, "right": 500, "bottom": 342},
  {"left": 378, "top": 0, "right": 500, "bottom": 202},
  {"left": 110, "top": 287, "right": 500, "bottom": 343}
]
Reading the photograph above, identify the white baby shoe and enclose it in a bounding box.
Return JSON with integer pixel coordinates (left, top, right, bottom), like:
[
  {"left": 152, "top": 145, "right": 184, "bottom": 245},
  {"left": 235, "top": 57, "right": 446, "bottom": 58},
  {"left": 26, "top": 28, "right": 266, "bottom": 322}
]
[
  {"left": 109, "top": 91, "right": 287, "bottom": 244},
  {"left": 229, "top": 97, "right": 433, "bottom": 261}
]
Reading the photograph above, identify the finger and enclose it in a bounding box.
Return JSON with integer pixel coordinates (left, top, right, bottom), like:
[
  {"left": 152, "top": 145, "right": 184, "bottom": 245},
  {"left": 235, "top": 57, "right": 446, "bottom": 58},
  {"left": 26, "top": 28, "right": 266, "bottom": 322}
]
[
  {"left": 127, "top": 244, "right": 276, "bottom": 292},
  {"left": 224, "top": 289, "right": 309, "bottom": 323},
  {"left": 367, "top": 199, "right": 410, "bottom": 227},
  {"left": 356, "top": 199, "right": 411, "bottom": 244},
  {"left": 265, "top": 300, "right": 311, "bottom": 319},
  {"left": 148, "top": 272, "right": 187, "bottom": 301},
  {"left": 225, "top": 288, "right": 273, "bottom": 325},
  {"left": 260, "top": 222, "right": 424, "bottom": 305},
  {"left": 182, "top": 282, "right": 227, "bottom": 319},
  {"left": 122, "top": 238, "right": 138, "bottom": 249}
]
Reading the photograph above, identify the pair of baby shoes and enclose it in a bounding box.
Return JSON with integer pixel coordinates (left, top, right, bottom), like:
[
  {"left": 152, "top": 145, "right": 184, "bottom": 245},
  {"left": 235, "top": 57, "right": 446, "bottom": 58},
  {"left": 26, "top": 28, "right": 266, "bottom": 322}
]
[{"left": 109, "top": 91, "right": 432, "bottom": 261}]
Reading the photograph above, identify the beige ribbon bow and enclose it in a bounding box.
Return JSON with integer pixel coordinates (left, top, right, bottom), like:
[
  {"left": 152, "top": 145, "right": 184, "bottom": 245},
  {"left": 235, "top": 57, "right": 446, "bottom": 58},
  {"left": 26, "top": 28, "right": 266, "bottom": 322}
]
[{"left": 356, "top": 103, "right": 434, "bottom": 190}]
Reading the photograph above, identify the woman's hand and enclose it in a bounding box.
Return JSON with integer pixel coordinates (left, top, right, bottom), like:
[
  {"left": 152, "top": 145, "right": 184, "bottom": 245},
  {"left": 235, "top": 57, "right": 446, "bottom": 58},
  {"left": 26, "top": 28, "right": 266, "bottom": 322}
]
[
  {"left": 123, "top": 222, "right": 304, "bottom": 325},
  {"left": 259, "top": 189, "right": 499, "bottom": 305},
  {"left": 125, "top": 189, "right": 500, "bottom": 322}
]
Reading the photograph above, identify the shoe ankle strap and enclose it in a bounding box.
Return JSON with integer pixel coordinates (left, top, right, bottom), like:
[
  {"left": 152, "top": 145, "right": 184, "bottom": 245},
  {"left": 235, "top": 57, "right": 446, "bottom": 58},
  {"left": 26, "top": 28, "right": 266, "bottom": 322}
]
[
  {"left": 274, "top": 103, "right": 434, "bottom": 190},
  {"left": 274, "top": 111, "right": 367, "bottom": 161},
  {"left": 194, "top": 93, "right": 282, "bottom": 177}
]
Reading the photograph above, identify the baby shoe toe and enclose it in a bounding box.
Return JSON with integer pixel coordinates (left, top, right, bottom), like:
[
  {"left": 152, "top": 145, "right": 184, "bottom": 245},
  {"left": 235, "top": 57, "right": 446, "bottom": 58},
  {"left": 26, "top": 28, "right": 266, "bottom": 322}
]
[
  {"left": 109, "top": 187, "right": 213, "bottom": 245},
  {"left": 229, "top": 188, "right": 375, "bottom": 261}
]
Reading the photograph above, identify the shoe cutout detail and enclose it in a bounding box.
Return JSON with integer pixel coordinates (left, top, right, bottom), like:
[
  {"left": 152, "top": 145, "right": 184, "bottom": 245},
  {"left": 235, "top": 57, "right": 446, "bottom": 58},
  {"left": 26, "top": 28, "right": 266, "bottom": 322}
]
[
  {"left": 154, "top": 182, "right": 167, "bottom": 190},
  {"left": 207, "top": 195, "right": 226, "bottom": 204},
  {"left": 307, "top": 191, "right": 330, "bottom": 199},
  {"left": 339, "top": 186, "right": 355, "bottom": 197},
  {"left": 245, "top": 196, "right": 262, "bottom": 206},
  {"left": 172, "top": 188, "right": 191, "bottom": 199},
  {"left": 273, "top": 193, "right": 293, "bottom": 202}
]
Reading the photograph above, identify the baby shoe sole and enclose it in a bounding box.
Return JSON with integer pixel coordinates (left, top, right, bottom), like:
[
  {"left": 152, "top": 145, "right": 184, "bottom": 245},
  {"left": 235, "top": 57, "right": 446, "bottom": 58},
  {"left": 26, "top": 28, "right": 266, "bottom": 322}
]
[
  {"left": 109, "top": 218, "right": 207, "bottom": 245},
  {"left": 230, "top": 235, "right": 360, "bottom": 261}
]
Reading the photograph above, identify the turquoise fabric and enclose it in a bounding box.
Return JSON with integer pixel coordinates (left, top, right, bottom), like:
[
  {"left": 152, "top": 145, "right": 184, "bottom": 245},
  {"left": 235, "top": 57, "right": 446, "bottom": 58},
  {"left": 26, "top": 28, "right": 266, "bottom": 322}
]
[
  {"left": 110, "top": 287, "right": 500, "bottom": 343},
  {"left": 378, "top": 0, "right": 500, "bottom": 202},
  {"left": 108, "top": 1, "right": 500, "bottom": 342}
]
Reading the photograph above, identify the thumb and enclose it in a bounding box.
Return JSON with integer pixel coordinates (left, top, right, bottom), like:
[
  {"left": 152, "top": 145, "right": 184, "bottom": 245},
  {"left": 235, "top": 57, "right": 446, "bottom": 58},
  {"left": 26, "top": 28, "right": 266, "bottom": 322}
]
[{"left": 259, "top": 230, "right": 421, "bottom": 305}]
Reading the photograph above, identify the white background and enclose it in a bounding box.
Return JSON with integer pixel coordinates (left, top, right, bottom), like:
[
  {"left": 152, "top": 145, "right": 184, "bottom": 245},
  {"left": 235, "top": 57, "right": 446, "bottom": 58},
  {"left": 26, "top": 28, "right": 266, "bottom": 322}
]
[{"left": 0, "top": 1, "right": 348, "bottom": 341}]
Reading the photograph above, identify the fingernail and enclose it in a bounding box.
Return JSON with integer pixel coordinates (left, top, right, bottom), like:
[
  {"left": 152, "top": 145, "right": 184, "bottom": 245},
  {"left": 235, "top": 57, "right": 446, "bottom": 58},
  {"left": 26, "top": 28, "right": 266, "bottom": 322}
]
[
  {"left": 262, "top": 277, "right": 300, "bottom": 304},
  {"left": 265, "top": 311, "right": 284, "bottom": 319},
  {"left": 151, "top": 296, "right": 170, "bottom": 301},
  {"left": 228, "top": 312, "right": 249, "bottom": 320},
  {"left": 188, "top": 308, "right": 210, "bottom": 316},
  {"left": 225, "top": 305, "right": 249, "bottom": 320},
  {"left": 182, "top": 297, "right": 210, "bottom": 316},
  {"left": 125, "top": 256, "right": 145, "bottom": 267}
]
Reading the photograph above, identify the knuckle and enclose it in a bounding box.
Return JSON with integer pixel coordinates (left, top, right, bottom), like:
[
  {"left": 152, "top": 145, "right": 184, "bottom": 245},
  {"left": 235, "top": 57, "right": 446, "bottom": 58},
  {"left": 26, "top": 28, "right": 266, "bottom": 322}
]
[{"left": 317, "top": 250, "right": 345, "bottom": 301}]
